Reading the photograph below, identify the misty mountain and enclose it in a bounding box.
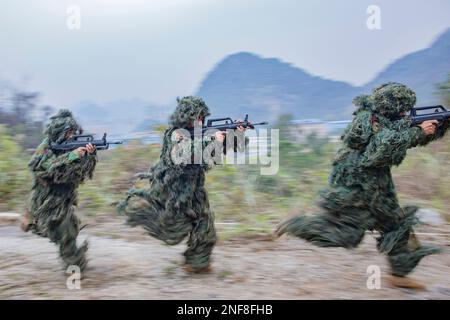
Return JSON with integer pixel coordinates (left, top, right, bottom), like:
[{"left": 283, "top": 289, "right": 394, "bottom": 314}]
[
  {"left": 68, "top": 28, "right": 449, "bottom": 134},
  {"left": 197, "top": 29, "right": 450, "bottom": 121},
  {"left": 366, "top": 29, "right": 450, "bottom": 105},
  {"left": 197, "top": 52, "right": 359, "bottom": 121},
  {"left": 71, "top": 99, "right": 171, "bottom": 135}
]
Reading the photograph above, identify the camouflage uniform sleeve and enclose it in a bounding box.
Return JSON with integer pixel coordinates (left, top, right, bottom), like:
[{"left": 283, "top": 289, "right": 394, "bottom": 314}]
[
  {"left": 39, "top": 150, "right": 80, "bottom": 170},
  {"left": 35, "top": 149, "right": 97, "bottom": 184},
  {"left": 360, "top": 125, "right": 424, "bottom": 168},
  {"left": 342, "top": 112, "right": 374, "bottom": 150}
]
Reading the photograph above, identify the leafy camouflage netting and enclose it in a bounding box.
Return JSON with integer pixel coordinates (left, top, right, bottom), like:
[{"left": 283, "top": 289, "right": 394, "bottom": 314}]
[
  {"left": 26, "top": 109, "right": 97, "bottom": 272},
  {"left": 117, "top": 96, "right": 244, "bottom": 271},
  {"left": 277, "top": 83, "right": 449, "bottom": 277}
]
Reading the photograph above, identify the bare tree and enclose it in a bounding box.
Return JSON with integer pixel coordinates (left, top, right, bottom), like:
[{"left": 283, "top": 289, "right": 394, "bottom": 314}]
[{"left": 10, "top": 91, "right": 40, "bottom": 125}]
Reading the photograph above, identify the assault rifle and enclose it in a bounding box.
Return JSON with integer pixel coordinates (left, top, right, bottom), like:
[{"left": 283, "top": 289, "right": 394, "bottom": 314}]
[
  {"left": 410, "top": 105, "right": 450, "bottom": 125},
  {"left": 50, "top": 133, "right": 123, "bottom": 152},
  {"left": 188, "top": 114, "right": 268, "bottom": 137}
]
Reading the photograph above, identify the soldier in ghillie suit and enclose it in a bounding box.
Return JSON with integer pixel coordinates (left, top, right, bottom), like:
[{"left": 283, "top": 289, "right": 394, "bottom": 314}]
[
  {"left": 22, "top": 109, "right": 97, "bottom": 273},
  {"left": 117, "top": 96, "right": 246, "bottom": 273},
  {"left": 276, "top": 82, "right": 449, "bottom": 288}
]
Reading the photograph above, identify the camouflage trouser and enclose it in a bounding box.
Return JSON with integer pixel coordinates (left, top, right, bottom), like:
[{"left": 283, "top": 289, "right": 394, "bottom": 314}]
[
  {"left": 277, "top": 206, "right": 439, "bottom": 277},
  {"left": 29, "top": 205, "right": 88, "bottom": 272},
  {"left": 126, "top": 206, "right": 217, "bottom": 271}
]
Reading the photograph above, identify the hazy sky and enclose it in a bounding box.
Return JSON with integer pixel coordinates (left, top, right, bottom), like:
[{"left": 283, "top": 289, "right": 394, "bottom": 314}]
[{"left": 1, "top": 0, "right": 449, "bottom": 108}]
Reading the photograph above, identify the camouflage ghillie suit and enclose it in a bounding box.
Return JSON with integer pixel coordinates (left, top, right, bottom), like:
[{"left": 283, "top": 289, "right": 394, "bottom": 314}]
[
  {"left": 118, "top": 96, "right": 239, "bottom": 272},
  {"left": 26, "top": 109, "right": 97, "bottom": 272},
  {"left": 277, "top": 83, "right": 449, "bottom": 277}
]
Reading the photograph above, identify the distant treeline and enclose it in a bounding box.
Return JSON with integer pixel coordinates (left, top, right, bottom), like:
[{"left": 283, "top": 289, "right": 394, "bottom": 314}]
[
  {"left": 0, "top": 74, "right": 449, "bottom": 151},
  {"left": 0, "top": 89, "right": 55, "bottom": 149}
]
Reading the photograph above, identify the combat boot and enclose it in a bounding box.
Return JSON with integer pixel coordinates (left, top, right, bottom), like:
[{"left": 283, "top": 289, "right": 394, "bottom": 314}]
[
  {"left": 20, "top": 211, "right": 33, "bottom": 232},
  {"left": 183, "top": 264, "right": 212, "bottom": 274},
  {"left": 387, "top": 275, "right": 426, "bottom": 290}
]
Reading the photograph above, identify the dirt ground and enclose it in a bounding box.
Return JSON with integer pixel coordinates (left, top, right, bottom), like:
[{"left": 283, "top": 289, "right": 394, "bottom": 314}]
[{"left": 0, "top": 217, "right": 449, "bottom": 300}]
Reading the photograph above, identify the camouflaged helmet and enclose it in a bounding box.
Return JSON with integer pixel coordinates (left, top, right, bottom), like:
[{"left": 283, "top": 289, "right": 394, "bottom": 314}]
[
  {"left": 352, "top": 94, "right": 373, "bottom": 114},
  {"left": 169, "top": 96, "right": 211, "bottom": 129},
  {"left": 44, "top": 109, "right": 82, "bottom": 144},
  {"left": 371, "top": 82, "right": 417, "bottom": 119}
]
